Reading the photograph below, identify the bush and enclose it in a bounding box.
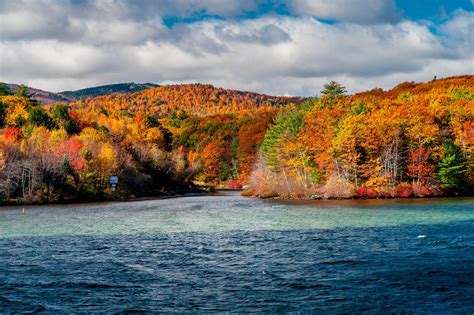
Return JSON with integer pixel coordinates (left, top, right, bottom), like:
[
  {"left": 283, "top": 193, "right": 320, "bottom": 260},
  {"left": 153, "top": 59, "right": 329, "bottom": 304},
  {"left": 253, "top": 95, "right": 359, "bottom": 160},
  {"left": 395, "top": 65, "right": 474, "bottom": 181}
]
[
  {"left": 226, "top": 179, "right": 242, "bottom": 189},
  {"left": 4, "top": 127, "right": 22, "bottom": 142},
  {"left": 28, "top": 107, "right": 53, "bottom": 128},
  {"left": 396, "top": 183, "right": 413, "bottom": 198},
  {"left": 356, "top": 186, "right": 379, "bottom": 198},
  {"left": 319, "top": 175, "right": 354, "bottom": 199}
]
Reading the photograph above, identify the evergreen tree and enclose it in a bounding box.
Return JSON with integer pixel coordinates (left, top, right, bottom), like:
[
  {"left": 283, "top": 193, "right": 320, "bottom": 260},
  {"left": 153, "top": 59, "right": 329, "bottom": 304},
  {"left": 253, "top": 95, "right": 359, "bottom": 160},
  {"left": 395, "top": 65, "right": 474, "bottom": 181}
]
[
  {"left": 321, "top": 81, "right": 347, "bottom": 98},
  {"left": 438, "top": 140, "right": 466, "bottom": 191},
  {"left": 27, "top": 107, "right": 54, "bottom": 128},
  {"left": 0, "top": 83, "right": 12, "bottom": 96},
  {"left": 178, "top": 110, "right": 188, "bottom": 120},
  {"left": 61, "top": 157, "right": 74, "bottom": 175},
  {"left": 15, "top": 84, "right": 30, "bottom": 98},
  {"left": 0, "top": 101, "right": 6, "bottom": 128},
  {"left": 260, "top": 110, "right": 303, "bottom": 171},
  {"left": 51, "top": 103, "right": 79, "bottom": 133},
  {"left": 145, "top": 115, "right": 160, "bottom": 128}
]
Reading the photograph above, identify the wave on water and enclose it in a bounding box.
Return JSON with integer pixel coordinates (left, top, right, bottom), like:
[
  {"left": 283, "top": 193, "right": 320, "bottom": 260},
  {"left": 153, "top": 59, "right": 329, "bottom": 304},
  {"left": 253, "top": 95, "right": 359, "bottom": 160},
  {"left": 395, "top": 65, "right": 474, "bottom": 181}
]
[
  {"left": 126, "top": 264, "right": 154, "bottom": 274},
  {"left": 0, "top": 196, "right": 473, "bottom": 313}
]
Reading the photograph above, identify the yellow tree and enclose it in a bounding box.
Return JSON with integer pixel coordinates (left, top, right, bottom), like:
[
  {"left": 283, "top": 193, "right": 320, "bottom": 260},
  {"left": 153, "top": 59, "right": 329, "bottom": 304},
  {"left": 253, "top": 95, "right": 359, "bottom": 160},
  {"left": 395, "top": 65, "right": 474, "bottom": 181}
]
[{"left": 96, "top": 143, "right": 119, "bottom": 184}]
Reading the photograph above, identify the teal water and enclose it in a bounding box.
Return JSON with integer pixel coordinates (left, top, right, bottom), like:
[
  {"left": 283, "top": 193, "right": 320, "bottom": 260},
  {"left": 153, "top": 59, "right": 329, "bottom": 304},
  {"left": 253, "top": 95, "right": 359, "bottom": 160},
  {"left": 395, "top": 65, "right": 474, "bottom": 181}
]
[
  {"left": 1, "top": 194, "right": 473, "bottom": 238},
  {"left": 1, "top": 194, "right": 473, "bottom": 312}
]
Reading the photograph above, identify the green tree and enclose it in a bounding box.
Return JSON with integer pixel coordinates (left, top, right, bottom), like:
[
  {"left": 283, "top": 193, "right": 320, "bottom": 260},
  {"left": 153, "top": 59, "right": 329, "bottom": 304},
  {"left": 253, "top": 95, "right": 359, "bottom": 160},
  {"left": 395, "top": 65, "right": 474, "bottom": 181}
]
[
  {"left": 260, "top": 110, "right": 304, "bottom": 171},
  {"left": 351, "top": 101, "right": 369, "bottom": 115},
  {"left": 0, "top": 101, "right": 6, "bottom": 127},
  {"left": 15, "top": 84, "right": 30, "bottom": 98},
  {"left": 0, "top": 83, "right": 12, "bottom": 96},
  {"left": 178, "top": 110, "right": 189, "bottom": 120},
  {"left": 61, "top": 157, "right": 74, "bottom": 175},
  {"left": 438, "top": 140, "right": 466, "bottom": 191},
  {"left": 28, "top": 107, "right": 53, "bottom": 128},
  {"left": 51, "top": 103, "right": 70, "bottom": 121},
  {"left": 145, "top": 115, "right": 160, "bottom": 128},
  {"left": 51, "top": 103, "right": 79, "bottom": 134},
  {"left": 321, "top": 81, "right": 347, "bottom": 98}
]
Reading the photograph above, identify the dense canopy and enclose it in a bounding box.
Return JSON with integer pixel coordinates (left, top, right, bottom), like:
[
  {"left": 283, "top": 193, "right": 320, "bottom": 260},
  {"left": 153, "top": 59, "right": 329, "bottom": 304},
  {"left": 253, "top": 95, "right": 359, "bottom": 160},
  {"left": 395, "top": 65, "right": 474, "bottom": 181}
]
[{"left": 0, "top": 76, "right": 472, "bottom": 204}]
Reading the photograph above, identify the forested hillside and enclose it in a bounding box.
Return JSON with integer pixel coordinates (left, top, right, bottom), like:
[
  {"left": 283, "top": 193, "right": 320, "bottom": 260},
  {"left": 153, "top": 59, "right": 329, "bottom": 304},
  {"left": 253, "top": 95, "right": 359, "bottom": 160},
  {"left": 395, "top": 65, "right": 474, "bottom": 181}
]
[
  {"left": 250, "top": 76, "right": 473, "bottom": 199},
  {"left": 0, "top": 82, "right": 160, "bottom": 105},
  {"left": 61, "top": 82, "right": 160, "bottom": 100},
  {"left": 72, "top": 83, "right": 302, "bottom": 116},
  {"left": 2, "top": 83, "right": 74, "bottom": 105},
  {"left": 0, "top": 82, "right": 295, "bottom": 204},
  {"left": 0, "top": 76, "right": 472, "bottom": 204}
]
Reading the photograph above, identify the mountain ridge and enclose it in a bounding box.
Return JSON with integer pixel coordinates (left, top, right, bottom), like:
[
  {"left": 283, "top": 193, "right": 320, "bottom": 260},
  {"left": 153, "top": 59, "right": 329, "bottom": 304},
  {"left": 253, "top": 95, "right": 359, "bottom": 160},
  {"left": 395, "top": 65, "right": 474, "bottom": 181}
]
[
  {"left": 71, "top": 83, "right": 303, "bottom": 117},
  {"left": 60, "top": 82, "right": 160, "bottom": 100},
  {"left": 1, "top": 82, "right": 160, "bottom": 105}
]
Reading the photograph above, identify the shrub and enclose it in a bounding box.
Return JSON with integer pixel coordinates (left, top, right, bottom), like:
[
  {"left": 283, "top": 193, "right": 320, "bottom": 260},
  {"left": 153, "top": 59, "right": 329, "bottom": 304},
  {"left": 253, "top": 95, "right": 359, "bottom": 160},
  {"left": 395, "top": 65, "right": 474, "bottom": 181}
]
[
  {"left": 396, "top": 183, "right": 413, "bottom": 198},
  {"left": 4, "top": 127, "right": 22, "bottom": 142},
  {"left": 356, "top": 186, "right": 380, "bottom": 198},
  {"left": 319, "top": 175, "right": 354, "bottom": 199},
  {"left": 226, "top": 179, "right": 242, "bottom": 189}
]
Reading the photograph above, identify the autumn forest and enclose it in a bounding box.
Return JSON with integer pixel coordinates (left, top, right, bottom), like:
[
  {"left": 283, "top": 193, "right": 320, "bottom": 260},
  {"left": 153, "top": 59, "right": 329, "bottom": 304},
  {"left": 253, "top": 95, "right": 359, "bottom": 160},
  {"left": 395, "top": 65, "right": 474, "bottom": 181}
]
[{"left": 0, "top": 76, "right": 472, "bottom": 204}]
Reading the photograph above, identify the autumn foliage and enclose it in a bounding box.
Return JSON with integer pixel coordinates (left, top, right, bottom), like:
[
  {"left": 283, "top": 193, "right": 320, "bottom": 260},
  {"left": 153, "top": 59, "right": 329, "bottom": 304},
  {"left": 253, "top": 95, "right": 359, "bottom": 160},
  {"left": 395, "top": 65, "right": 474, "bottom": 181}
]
[
  {"left": 71, "top": 83, "right": 301, "bottom": 117},
  {"left": 0, "top": 76, "right": 472, "bottom": 203},
  {"left": 249, "top": 75, "right": 473, "bottom": 199}
]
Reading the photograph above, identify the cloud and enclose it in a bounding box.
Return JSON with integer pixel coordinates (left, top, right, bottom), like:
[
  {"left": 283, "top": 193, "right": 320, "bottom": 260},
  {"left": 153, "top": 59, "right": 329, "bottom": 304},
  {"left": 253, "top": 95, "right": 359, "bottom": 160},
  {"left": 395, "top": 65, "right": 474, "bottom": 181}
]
[
  {"left": 288, "top": 0, "right": 401, "bottom": 24},
  {"left": 0, "top": 1, "right": 472, "bottom": 96},
  {"left": 125, "top": 0, "right": 259, "bottom": 18},
  {"left": 215, "top": 23, "right": 291, "bottom": 45},
  {"left": 437, "top": 9, "right": 474, "bottom": 58}
]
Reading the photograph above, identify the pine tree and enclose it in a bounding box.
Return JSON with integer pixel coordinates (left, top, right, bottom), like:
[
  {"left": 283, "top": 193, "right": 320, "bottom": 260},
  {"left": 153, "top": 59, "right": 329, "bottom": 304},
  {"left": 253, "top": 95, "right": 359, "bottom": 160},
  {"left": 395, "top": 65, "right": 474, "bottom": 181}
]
[
  {"left": 438, "top": 140, "right": 466, "bottom": 191},
  {"left": 260, "top": 110, "right": 303, "bottom": 171},
  {"left": 321, "top": 81, "right": 347, "bottom": 98},
  {"left": 0, "top": 101, "right": 6, "bottom": 128}
]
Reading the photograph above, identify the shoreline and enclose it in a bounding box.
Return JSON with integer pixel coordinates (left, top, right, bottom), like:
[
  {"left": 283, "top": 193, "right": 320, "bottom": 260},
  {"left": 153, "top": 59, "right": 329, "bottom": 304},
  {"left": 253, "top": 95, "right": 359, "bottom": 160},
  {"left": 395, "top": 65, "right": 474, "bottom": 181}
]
[
  {"left": 261, "top": 195, "right": 474, "bottom": 206},
  {"left": 1, "top": 189, "right": 473, "bottom": 209},
  {"left": 0, "top": 188, "right": 211, "bottom": 208},
  {"left": 0, "top": 189, "right": 246, "bottom": 208},
  {"left": 257, "top": 194, "right": 473, "bottom": 201},
  {"left": 245, "top": 188, "right": 473, "bottom": 201}
]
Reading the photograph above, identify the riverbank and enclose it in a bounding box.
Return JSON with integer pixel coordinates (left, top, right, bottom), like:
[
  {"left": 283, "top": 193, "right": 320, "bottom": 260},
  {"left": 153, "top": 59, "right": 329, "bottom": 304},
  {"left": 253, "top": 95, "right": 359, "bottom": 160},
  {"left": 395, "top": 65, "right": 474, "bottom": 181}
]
[
  {"left": 250, "top": 193, "right": 473, "bottom": 201},
  {"left": 2, "top": 185, "right": 471, "bottom": 207},
  {"left": 0, "top": 186, "right": 210, "bottom": 207},
  {"left": 243, "top": 187, "right": 472, "bottom": 201}
]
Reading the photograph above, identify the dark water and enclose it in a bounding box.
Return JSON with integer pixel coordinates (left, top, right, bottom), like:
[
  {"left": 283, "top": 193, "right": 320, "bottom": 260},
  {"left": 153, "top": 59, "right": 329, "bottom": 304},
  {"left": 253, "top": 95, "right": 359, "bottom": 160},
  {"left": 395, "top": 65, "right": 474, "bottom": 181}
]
[{"left": 1, "top": 195, "right": 473, "bottom": 313}]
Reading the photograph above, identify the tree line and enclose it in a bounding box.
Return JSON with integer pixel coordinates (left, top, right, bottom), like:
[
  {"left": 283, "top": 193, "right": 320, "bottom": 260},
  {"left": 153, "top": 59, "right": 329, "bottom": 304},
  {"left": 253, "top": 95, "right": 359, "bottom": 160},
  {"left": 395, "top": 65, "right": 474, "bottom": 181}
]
[
  {"left": 249, "top": 77, "right": 473, "bottom": 198},
  {"left": 0, "top": 76, "right": 472, "bottom": 204}
]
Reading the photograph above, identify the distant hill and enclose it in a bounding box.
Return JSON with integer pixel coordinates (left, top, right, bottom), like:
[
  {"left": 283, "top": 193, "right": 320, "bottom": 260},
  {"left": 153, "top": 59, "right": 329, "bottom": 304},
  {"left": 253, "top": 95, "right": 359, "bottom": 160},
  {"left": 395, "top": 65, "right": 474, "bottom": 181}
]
[
  {"left": 1, "top": 82, "right": 160, "bottom": 105},
  {"left": 72, "top": 83, "right": 303, "bottom": 116},
  {"left": 60, "top": 82, "right": 160, "bottom": 100},
  {"left": 4, "top": 83, "right": 74, "bottom": 105},
  {"left": 1, "top": 82, "right": 299, "bottom": 114}
]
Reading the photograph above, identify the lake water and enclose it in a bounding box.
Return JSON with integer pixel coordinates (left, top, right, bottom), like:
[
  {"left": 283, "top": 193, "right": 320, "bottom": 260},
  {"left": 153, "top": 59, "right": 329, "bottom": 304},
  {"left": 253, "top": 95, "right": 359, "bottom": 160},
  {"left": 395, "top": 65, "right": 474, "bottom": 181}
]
[{"left": 1, "top": 193, "right": 473, "bottom": 313}]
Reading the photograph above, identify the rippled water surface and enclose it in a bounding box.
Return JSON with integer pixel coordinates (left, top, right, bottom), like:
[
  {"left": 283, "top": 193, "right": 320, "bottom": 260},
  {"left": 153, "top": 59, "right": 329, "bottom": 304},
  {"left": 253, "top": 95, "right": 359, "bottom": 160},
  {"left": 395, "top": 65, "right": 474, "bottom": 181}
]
[{"left": 1, "top": 193, "right": 473, "bottom": 313}]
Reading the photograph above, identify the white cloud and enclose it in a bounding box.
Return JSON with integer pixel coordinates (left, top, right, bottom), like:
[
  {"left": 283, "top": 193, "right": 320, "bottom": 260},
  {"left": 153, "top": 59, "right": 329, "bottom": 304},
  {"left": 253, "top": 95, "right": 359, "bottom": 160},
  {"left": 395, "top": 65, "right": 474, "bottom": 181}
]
[
  {"left": 0, "top": 1, "right": 472, "bottom": 96},
  {"left": 437, "top": 9, "right": 474, "bottom": 58},
  {"left": 288, "top": 0, "right": 401, "bottom": 24}
]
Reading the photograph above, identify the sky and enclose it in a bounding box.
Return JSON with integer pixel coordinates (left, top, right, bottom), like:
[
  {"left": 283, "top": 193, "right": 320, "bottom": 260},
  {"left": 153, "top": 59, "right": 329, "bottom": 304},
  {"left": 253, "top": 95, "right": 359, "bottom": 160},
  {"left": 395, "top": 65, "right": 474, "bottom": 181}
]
[{"left": 0, "top": 0, "right": 473, "bottom": 96}]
